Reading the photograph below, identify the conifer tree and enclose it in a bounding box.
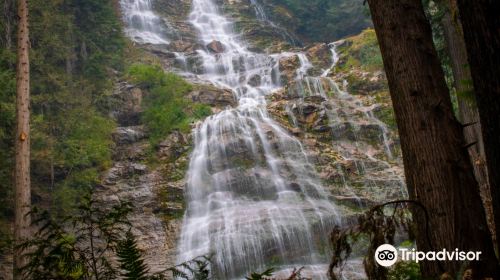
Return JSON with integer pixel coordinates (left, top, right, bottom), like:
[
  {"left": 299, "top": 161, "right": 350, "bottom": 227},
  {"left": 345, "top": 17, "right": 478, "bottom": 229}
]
[{"left": 117, "top": 231, "right": 149, "bottom": 280}]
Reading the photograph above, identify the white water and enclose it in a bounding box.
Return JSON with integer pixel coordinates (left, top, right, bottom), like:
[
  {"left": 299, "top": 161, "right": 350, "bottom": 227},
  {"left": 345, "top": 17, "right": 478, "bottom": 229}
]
[
  {"left": 286, "top": 46, "right": 407, "bottom": 203},
  {"left": 175, "top": 0, "right": 342, "bottom": 278},
  {"left": 120, "top": 0, "right": 169, "bottom": 44}
]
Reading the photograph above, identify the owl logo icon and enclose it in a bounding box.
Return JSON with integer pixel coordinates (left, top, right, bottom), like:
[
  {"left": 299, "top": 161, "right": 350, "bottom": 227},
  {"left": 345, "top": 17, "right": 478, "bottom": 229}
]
[{"left": 375, "top": 244, "right": 398, "bottom": 267}]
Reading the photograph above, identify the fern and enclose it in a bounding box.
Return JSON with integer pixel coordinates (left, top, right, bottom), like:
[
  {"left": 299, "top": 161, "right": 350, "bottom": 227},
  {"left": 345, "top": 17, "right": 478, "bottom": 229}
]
[
  {"left": 117, "top": 231, "right": 150, "bottom": 280},
  {"left": 246, "top": 268, "right": 275, "bottom": 280}
]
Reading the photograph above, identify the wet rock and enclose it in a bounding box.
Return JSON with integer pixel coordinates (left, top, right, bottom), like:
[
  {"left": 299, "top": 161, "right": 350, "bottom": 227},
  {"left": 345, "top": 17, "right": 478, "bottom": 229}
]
[
  {"left": 248, "top": 74, "right": 262, "bottom": 87},
  {"left": 169, "top": 40, "right": 200, "bottom": 53},
  {"left": 110, "top": 83, "right": 143, "bottom": 126},
  {"left": 303, "top": 95, "right": 326, "bottom": 104},
  {"left": 158, "top": 131, "right": 189, "bottom": 159},
  {"left": 306, "top": 43, "right": 330, "bottom": 60},
  {"left": 112, "top": 126, "right": 146, "bottom": 144},
  {"left": 189, "top": 87, "right": 237, "bottom": 107},
  {"left": 206, "top": 40, "right": 225, "bottom": 53},
  {"left": 278, "top": 55, "right": 300, "bottom": 84}
]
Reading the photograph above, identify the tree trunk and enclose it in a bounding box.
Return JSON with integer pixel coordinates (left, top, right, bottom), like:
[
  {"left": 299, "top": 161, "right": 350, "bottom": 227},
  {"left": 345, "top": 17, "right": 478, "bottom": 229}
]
[
  {"left": 14, "top": 0, "right": 31, "bottom": 277},
  {"left": 456, "top": 0, "right": 500, "bottom": 258},
  {"left": 366, "top": 0, "right": 499, "bottom": 278},
  {"left": 437, "top": 0, "right": 496, "bottom": 248}
]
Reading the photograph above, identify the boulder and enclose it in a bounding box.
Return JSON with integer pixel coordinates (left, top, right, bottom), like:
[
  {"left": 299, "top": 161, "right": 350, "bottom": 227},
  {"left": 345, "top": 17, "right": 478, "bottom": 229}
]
[
  {"left": 278, "top": 55, "right": 300, "bottom": 84},
  {"left": 306, "top": 43, "right": 331, "bottom": 69},
  {"left": 189, "top": 87, "right": 237, "bottom": 107},
  {"left": 158, "top": 131, "right": 189, "bottom": 159},
  {"left": 112, "top": 126, "right": 146, "bottom": 144},
  {"left": 248, "top": 74, "right": 262, "bottom": 87},
  {"left": 206, "top": 40, "right": 225, "bottom": 53},
  {"left": 169, "top": 40, "right": 199, "bottom": 53}
]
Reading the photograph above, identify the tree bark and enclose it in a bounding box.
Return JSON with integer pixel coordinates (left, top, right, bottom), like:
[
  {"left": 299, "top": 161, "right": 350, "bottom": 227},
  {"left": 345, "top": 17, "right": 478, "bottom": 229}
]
[
  {"left": 456, "top": 0, "right": 500, "bottom": 258},
  {"left": 366, "top": 0, "right": 499, "bottom": 278},
  {"left": 14, "top": 0, "right": 31, "bottom": 277},
  {"left": 436, "top": 0, "right": 496, "bottom": 248}
]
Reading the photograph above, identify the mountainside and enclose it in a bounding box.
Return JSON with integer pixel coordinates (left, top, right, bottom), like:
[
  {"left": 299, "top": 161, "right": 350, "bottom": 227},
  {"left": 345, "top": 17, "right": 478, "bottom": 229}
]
[{"left": 109, "top": 0, "right": 403, "bottom": 278}]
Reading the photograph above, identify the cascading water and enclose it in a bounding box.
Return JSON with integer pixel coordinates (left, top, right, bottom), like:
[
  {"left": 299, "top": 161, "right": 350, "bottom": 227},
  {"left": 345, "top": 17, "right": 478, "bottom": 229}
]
[
  {"left": 120, "top": 0, "right": 169, "bottom": 44},
  {"left": 176, "top": 0, "right": 341, "bottom": 278},
  {"left": 285, "top": 46, "right": 407, "bottom": 203}
]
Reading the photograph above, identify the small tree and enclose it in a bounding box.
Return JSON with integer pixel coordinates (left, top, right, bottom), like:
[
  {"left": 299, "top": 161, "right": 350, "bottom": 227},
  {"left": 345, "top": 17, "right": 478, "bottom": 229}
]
[
  {"left": 117, "top": 231, "right": 149, "bottom": 280},
  {"left": 19, "top": 195, "right": 132, "bottom": 279}
]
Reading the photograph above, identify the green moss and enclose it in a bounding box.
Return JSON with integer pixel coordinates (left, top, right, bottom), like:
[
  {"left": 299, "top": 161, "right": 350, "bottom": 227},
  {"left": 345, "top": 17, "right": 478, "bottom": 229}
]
[
  {"left": 374, "top": 106, "right": 397, "bottom": 130},
  {"left": 337, "top": 29, "right": 384, "bottom": 72}
]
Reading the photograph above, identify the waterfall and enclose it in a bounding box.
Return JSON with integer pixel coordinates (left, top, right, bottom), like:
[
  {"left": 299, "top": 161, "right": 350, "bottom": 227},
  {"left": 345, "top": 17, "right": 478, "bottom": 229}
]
[
  {"left": 118, "top": 0, "right": 405, "bottom": 278},
  {"left": 120, "top": 0, "right": 169, "bottom": 44},
  {"left": 177, "top": 0, "right": 341, "bottom": 278}
]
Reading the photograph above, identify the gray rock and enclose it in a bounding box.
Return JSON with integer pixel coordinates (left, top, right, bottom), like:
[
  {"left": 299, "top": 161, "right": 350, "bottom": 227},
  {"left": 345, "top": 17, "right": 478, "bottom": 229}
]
[
  {"left": 189, "top": 87, "right": 237, "bottom": 107},
  {"left": 206, "top": 40, "right": 225, "bottom": 53},
  {"left": 112, "top": 126, "right": 146, "bottom": 144}
]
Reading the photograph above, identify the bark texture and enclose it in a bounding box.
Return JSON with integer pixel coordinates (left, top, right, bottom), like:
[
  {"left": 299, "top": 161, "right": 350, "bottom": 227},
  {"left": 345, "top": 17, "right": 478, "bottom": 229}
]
[
  {"left": 437, "top": 0, "right": 496, "bottom": 247},
  {"left": 366, "top": 0, "right": 499, "bottom": 278},
  {"left": 14, "top": 0, "right": 31, "bottom": 277},
  {"left": 456, "top": 0, "right": 500, "bottom": 258}
]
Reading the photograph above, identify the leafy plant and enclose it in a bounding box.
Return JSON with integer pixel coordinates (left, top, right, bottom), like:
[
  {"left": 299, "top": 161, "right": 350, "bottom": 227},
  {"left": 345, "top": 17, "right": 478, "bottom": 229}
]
[
  {"left": 164, "top": 255, "right": 213, "bottom": 280},
  {"left": 246, "top": 268, "right": 275, "bottom": 280},
  {"left": 127, "top": 64, "right": 211, "bottom": 146},
  {"left": 329, "top": 200, "right": 423, "bottom": 280},
  {"left": 19, "top": 195, "right": 132, "bottom": 279}
]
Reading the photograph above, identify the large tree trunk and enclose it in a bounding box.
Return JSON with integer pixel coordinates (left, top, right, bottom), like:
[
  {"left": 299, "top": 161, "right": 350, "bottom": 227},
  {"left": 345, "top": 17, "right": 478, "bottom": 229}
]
[
  {"left": 436, "top": 0, "right": 496, "bottom": 247},
  {"left": 456, "top": 0, "right": 500, "bottom": 257},
  {"left": 14, "top": 0, "right": 31, "bottom": 277},
  {"left": 366, "top": 0, "right": 499, "bottom": 278}
]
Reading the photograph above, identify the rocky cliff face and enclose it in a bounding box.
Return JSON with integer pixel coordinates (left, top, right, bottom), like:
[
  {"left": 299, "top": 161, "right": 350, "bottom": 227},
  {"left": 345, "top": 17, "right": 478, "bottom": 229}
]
[{"left": 94, "top": 73, "right": 237, "bottom": 272}]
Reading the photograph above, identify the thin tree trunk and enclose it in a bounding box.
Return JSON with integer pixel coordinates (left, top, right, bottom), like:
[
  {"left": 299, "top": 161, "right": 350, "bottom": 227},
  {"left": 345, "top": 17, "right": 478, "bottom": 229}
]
[
  {"left": 436, "top": 0, "right": 496, "bottom": 248},
  {"left": 14, "top": 0, "right": 31, "bottom": 277},
  {"left": 456, "top": 0, "right": 500, "bottom": 258},
  {"left": 366, "top": 0, "right": 499, "bottom": 278}
]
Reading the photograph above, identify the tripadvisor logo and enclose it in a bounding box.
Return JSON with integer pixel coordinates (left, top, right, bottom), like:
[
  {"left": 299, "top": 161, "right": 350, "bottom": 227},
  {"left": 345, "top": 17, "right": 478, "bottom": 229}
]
[
  {"left": 375, "top": 244, "right": 398, "bottom": 267},
  {"left": 374, "top": 244, "right": 482, "bottom": 267}
]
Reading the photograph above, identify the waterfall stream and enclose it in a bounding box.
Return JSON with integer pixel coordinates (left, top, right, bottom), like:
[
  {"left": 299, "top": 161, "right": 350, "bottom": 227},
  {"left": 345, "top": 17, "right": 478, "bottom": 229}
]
[
  {"left": 177, "top": 0, "right": 341, "bottom": 278},
  {"left": 120, "top": 0, "right": 169, "bottom": 44},
  {"left": 119, "top": 0, "right": 405, "bottom": 278}
]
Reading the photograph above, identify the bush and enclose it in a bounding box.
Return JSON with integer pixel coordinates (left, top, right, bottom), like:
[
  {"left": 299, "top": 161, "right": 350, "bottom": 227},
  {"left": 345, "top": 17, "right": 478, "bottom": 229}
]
[
  {"left": 127, "top": 64, "right": 211, "bottom": 146},
  {"left": 388, "top": 261, "right": 421, "bottom": 280}
]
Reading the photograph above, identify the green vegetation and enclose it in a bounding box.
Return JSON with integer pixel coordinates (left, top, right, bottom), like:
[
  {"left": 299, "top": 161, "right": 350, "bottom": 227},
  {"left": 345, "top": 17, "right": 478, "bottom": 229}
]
[
  {"left": 117, "top": 231, "right": 150, "bottom": 280},
  {"left": 388, "top": 261, "right": 421, "bottom": 280},
  {"left": 0, "top": 0, "right": 125, "bottom": 238},
  {"left": 336, "top": 29, "right": 384, "bottom": 72},
  {"left": 127, "top": 64, "right": 211, "bottom": 146},
  {"left": 21, "top": 196, "right": 133, "bottom": 279},
  {"left": 268, "top": 0, "right": 372, "bottom": 42}
]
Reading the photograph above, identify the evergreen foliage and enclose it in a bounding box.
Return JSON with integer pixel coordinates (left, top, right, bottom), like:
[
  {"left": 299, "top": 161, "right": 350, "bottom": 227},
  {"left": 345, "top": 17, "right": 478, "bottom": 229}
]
[
  {"left": 0, "top": 0, "right": 125, "bottom": 231},
  {"left": 117, "top": 231, "right": 150, "bottom": 280},
  {"left": 19, "top": 195, "right": 132, "bottom": 279},
  {"left": 266, "top": 0, "right": 372, "bottom": 42}
]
